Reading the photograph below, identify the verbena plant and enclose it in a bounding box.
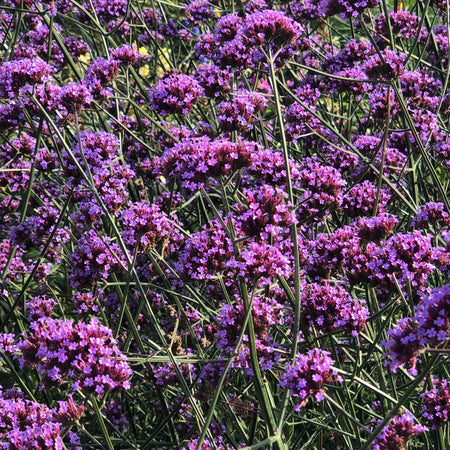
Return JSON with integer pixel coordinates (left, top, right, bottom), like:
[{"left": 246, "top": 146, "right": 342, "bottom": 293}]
[{"left": 0, "top": 0, "right": 449, "bottom": 448}]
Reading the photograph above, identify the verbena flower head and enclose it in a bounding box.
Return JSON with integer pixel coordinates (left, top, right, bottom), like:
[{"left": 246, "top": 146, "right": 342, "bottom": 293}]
[
  {"left": 371, "top": 410, "right": 428, "bottom": 449},
  {"left": 215, "top": 297, "right": 283, "bottom": 373},
  {"left": 280, "top": 348, "right": 342, "bottom": 410},
  {"left": 194, "top": 64, "right": 232, "bottom": 98},
  {"left": 301, "top": 283, "right": 368, "bottom": 336},
  {"left": 238, "top": 10, "right": 303, "bottom": 49},
  {"left": 341, "top": 180, "right": 391, "bottom": 217},
  {"left": 357, "top": 214, "right": 398, "bottom": 242},
  {"left": 233, "top": 184, "right": 296, "bottom": 241},
  {"left": 364, "top": 50, "right": 407, "bottom": 79},
  {"left": 412, "top": 202, "right": 450, "bottom": 231},
  {"left": 18, "top": 317, "right": 132, "bottom": 397},
  {"left": 0, "top": 57, "right": 55, "bottom": 99},
  {"left": 307, "top": 226, "right": 360, "bottom": 280},
  {"left": 415, "top": 284, "right": 450, "bottom": 347},
  {"left": 0, "top": 388, "right": 69, "bottom": 449},
  {"left": 421, "top": 378, "right": 450, "bottom": 429},
  {"left": 120, "top": 201, "right": 178, "bottom": 253},
  {"left": 297, "top": 157, "right": 347, "bottom": 221},
  {"left": 369, "top": 231, "right": 435, "bottom": 301},
  {"left": 175, "top": 218, "right": 235, "bottom": 282},
  {"left": 153, "top": 137, "right": 257, "bottom": 192},
  {"left": 149, "top": 71, "right": 204, "bottom": 115},
  {"left": 324, "top": 0, "right": 380, "bottom": 18},
  {"left": 214, "top": 12, "right": 243, "bottom": 43},
  {"left": 217, "top": 90, "right": 267, "bottom": 133},
  {"left": 68, "top": 230, "right": 126, "bottom": 289},
  {"left": 185, "top": 0, "right": 215, "bottom": 24},
  {"left": 77, "top": 0, "right": 129, "bottom": 32},
  {"left": 382, "top": 317, "right": 421, "bottom": 375}
]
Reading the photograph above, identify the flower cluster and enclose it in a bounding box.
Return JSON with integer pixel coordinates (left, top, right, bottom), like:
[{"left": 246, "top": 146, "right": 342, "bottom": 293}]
[
  {"left": 371, "top": 411, "right": 428, "bottom": 450},
  {"left": 63, "top": 130, "right": 134, "bottom": 212},
  {"left": 369, "top": 231, "right": 435, "bottom": 300},
  {"left": 421, "top": 378, "right": 450, "bottom": 429},
  {"left": 149, "top": 71, "right": 204, "bottom": 115},
  {"left": 279, "top": 349, "right": 342, "bottom": 410},
  {"left": 0, "top": 388, "right": 76, "bottom": 449},
  {"left": 300, "top": 283, "right": 368, "bottom": 336},
  {"left": 68, "top": 230, "right": 126, "bottom": 289},
  {"left": 383, "top": 284, "right": 450, "bottom": 373},
  {"left": 120, "top": 201, "right": 177, "bottom": 252},
  {"left": 18, "top": 317, "right": 132, "bottom": 397},
  {"left": 217, "top": 90, "right": 267, "bottom": 133},
  {"left": 153, "top": 137, "right": 257, "bottom": 191}
]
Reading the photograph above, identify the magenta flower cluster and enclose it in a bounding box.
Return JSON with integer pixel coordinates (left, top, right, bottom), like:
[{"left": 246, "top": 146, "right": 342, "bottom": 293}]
[
  {"left": 18, "top": 317, "right": 132, "bottom": 397},
  {"left": 279, "top": 349, "right": 342, "bottom": 410}
]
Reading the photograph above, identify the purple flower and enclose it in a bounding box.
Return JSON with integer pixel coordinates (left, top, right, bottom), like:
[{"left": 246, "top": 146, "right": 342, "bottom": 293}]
[
  {"left": 307, "top": 226, "right": 360, "bottom": 280},
  {"left": 0, "top": 333, "right": 19, "bottom": 357},
  {"left": 279, "top": 348, "right": 342, "bottom": 410},
  {"left": 185, "top": 0, "right": 215, "bottom": 24},
  {"left": 369, "top": 231, "right": 435, "bottom": 300},
  {"left": 63, "top": 131, "right": 133, "bottom": 212},
  {"left": 215, "top": 297, "right": 284, "bottom": 373},
  {"left": 341, "top": 181, "right": 391, "bottom": 217},
  {"left": 284, "top": 101, "right": 322, "bottom": 143},
  {"left": 72, "top": 291, "right": 100, "bottom": 314},
  {"left": 233, "top": 184, "right": 296, "bottom": 241},
  {"left": 77, "top": 0, "right": 129, "bottom": 32},
  {"left": 0, "top": 388, "right": 68, "bottom": 449},
  {"left": 364, "top": 50, "right": 407, "bottom": 80},
  {"left": 0, "top": 57, "right": 55, "bottom": 99},
  {"left": 374, "top": 10, "right": 428, "bottom": 46},
  {"left": 289, "top": 0, "right": 328, "bottom": 21},
  {"left": 237, "top": 241, "right": 292, "bottom": 284},
  {"left": 26, "top": 295, "right": 57, "bottom": 321},
  {"left": 175, "top": 218, "right": 235, "bottom": 282},
  {"left": 400, "top": 69, "right": 441, "bottom": 109},
  {"left": 0, "top": 240, "right": 28, "bottom": 282},
  {"left": 371, "top": 411, "right": 428, "bottom": 449},
  {"left": 421, "top": 378, "right": 450, "bottom": 429},
  {"left": 297, "top": 157, "right": 347, "bottom": 222},
  {"left": 213, "top": 38, "right": 251, "bottom": 69},
  {"left": 382, "top": 317, "right": 421, "bottom": 374},
  {"left": 62, "top": 36, "right": 91, "bottom": 60},
  {"left": 245, "top": 145, "right": 301, "bottom": 188},
  {"left": 153, "top": 137, "right": 257, "bottom": 192},
  {"left": 54, "top": 394, "right": 85, "bottom": 426},
  {"left": 234, "top": 10, "right": 304, "bottom": 67},
  {"left": 110, "top": 44, "right": 141, "bottom": 66},
  {"left": 238, "top": 10, "right": 303, "bottom": 48},
  {"left": 68, "top": 230, "right": 126, "bottom": 289},
  {"left": 149, "top": 71, "right": 204, "bottom": 115},
  {"left": 103, "top": 400, "right": 129, "bottom": 433},
  {"left": 18, "top": 317, "right": 132, "bottom": 397},
  {"left": 194, "top": 64, "right": 232, "bottom": 99},
  {"left": 416, "top": 284, "right": 450, "bottom": 347},
  {"left": 324, "top": 0, "right": 379, "bottom": 18},
  {"left": 357, "top": 214, "right": 398, "bottom": 242},
  {"left": 195, "top": 32, "right": 217, "bottom": 60},
  {"left": 214, "top": 13, "right": 243, "bottom": 43},
  {"left": 301, "top": 283, "right": 368, "bottom": 336},
  {"left": 9, "top": 205, "right": 70, "bottom": 262},
  {"left": 412, "top": 202, "right": 450, "bottom": 231},
  {"left": 217, "top": 90, "right": 267, "bottom": 133},
  {"left": 120, "top": 201, "right": 178, "bottom": 253},
  {"left": 83, "top": 57, "right": 120, "bottom": 100}
]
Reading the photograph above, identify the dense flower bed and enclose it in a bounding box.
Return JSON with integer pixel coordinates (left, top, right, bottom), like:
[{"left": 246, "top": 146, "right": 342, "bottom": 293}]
[{"left": 0, "top": 0, "right": 450, "bottom": 448}]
